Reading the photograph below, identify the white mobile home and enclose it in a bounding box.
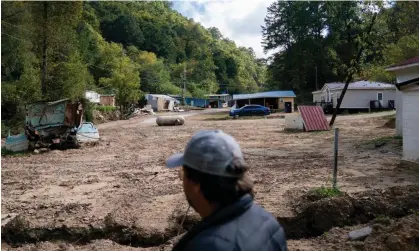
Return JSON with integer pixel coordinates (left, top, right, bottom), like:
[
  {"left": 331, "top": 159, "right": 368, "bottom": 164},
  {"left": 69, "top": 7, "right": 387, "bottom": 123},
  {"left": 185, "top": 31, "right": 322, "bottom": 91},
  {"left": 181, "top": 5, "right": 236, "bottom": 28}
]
[
  {"left": 386, "top": 56, "right": 419, "bottom": 163},
  {"left": 312, "top": 81, "right": 396, "bottom": 111}
]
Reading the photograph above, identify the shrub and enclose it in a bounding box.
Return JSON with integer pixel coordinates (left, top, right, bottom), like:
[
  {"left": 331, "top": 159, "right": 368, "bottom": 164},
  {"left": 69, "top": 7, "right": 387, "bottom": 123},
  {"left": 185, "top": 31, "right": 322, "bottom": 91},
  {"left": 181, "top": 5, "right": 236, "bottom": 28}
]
[
  {"left": 310, "top": 186, "right": 343, "bottom": 199},
  {"left": 95, "top": 105, "right": 117, "bottom": 113},
  {"left": 80, "top": 98, "right": 94, "bottom": 122}
]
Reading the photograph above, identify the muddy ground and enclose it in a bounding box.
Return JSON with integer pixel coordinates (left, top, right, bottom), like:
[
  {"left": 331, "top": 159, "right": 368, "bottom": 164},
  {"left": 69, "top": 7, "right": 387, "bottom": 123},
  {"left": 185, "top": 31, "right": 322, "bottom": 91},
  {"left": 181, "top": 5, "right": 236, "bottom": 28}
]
[{"left": 2, "top": 110, "right": 419, "bottom": 250}]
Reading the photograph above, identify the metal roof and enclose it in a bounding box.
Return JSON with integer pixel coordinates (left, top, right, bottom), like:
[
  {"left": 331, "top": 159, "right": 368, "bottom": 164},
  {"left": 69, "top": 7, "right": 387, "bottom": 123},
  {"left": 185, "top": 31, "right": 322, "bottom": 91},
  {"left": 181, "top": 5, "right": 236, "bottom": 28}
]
[
  {"left": 298, "top": 106, "right": 330, "bottom": 132},
  {"left": 233, "top": 90, "right": 296, "bottom": 100},
  {"left": 396, "top": 77, "right": 419, "bottom": 91},
  {"left": 205, "top": 94, "right": 231, "bottom": 97},
  {"left": 146, "top": 94, "right": 180, "bottom": 104},
  {"left": 27, "top": 99, "right": 69, "bottom": 105},
  {"left": 313, "top": 81, "right": 395, "bottom": 93},
  {"left": 386, "top": 56, "right": 419, "bottom": 71}
]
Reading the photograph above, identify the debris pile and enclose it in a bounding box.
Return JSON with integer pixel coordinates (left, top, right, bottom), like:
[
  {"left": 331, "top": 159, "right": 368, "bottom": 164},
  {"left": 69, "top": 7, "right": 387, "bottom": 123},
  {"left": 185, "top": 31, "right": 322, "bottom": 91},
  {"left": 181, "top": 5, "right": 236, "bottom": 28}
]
[
  {"left": 4, "top": 99, "right": 102, "bottom": 153},
  {"left": 140, "top": 105, "right": 155, "bottom": 115},
  {"left": 173, "top": 107, "right": 185, "bottom": 112},
  {"left": 24, "top": 99, "right": 83, "bottom": 150}
]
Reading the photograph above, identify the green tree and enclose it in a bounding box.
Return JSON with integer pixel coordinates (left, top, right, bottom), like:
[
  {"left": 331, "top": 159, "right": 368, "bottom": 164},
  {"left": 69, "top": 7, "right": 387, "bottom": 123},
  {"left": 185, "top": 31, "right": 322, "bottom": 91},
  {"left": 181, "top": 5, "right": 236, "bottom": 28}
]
[{"left": 262, "top": 1, "right": 385, "bottom": 101}]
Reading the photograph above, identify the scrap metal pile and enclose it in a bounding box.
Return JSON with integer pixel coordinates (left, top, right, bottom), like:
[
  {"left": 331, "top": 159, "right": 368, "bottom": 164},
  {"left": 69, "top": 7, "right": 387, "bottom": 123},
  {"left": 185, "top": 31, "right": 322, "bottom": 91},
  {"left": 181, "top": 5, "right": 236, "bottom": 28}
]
[{"left": 24, "top": 99, "right": 85, "bottom": 150}]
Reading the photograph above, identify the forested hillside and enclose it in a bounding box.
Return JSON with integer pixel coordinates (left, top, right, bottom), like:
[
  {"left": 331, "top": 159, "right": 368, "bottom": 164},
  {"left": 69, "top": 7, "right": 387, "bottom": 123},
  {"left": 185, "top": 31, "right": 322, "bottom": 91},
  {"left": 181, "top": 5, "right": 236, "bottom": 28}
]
[
  {"left": 1, "top": 1, "right": 266, "bottom": 121},
  {"left": 262, "top": 1, "right": 419, "bottom": 101},
  {"left": 2, "top": 1, "right": 419, "bottom": 127}
]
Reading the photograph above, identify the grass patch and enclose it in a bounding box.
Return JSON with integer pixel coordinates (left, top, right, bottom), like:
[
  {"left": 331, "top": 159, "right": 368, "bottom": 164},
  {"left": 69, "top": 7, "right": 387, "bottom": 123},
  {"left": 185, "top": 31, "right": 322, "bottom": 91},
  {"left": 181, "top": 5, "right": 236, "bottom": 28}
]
[
  {"left": 203, "top": 114, "right": 232, "bottom": 121},
  {"left": 95, "top": 105, "right": 117, "bottom": 113},
  {"left": 409, "top": 209, "right": 419, "bottom": 216},
  {"left": 382, "top": 114, "right": 396, "bottom": 120},
  {"left": 1, "top": 147, "right": 29, "bottom": 157},
  {"left": 309, "top": 186, "right": 343, "bottom": 199},
  {"left": 364, "top": 135, "right": 402, "bottom": 148}
]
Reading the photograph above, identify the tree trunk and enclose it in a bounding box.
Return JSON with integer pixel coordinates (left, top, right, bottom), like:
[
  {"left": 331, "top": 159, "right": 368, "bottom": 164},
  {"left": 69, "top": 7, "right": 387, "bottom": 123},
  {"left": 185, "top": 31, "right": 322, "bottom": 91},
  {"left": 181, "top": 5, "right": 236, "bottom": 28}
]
[
  {"left": 329, "top": 13, "right": 377, "bottom": 127},
  {"left": 41, "top": 2, "right": 48, "bottom": 97}
]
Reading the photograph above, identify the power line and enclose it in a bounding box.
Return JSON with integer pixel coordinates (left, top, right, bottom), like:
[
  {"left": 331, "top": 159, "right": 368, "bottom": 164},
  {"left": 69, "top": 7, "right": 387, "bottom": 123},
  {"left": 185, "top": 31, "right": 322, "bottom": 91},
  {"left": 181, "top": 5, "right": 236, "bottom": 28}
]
[
  {"left": 1, "top": 31, "right": 30, "bottom": 43},
  {"left": 1, "top": 20, "right": 33, "bottom": 33}
]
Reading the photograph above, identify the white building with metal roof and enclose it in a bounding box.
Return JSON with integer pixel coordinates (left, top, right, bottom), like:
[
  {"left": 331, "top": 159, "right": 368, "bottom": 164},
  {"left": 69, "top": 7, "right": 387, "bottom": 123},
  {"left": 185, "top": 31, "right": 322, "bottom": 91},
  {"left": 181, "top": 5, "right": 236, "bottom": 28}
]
[{"left": 312, "top": 81, "right": 397, "bottom": 111}]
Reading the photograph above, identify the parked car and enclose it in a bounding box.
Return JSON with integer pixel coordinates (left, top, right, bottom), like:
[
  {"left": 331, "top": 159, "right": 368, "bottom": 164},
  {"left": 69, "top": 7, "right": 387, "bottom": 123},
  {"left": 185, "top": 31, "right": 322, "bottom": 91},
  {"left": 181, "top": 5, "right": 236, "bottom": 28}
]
[
  {"left": 229, "top": 105, "right": 270, "bottom": 118},
  {"left": 76, "top": 122, "right": 100, "bottom": 143}
]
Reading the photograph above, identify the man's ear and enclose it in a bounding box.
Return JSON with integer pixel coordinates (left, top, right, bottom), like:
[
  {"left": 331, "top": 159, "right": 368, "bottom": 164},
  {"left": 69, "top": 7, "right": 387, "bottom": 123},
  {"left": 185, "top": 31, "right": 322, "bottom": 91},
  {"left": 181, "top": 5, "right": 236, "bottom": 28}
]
[{"left": 190, "top": 181, "right": 201, "bottom": 194}]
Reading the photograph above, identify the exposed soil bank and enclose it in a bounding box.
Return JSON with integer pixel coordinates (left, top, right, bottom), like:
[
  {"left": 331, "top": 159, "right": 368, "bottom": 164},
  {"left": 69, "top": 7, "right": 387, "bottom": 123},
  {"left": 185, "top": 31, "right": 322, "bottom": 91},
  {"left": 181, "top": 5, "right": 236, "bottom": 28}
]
[
  {"left": 2, "top": 214, "right": 182, "bottom": 248},
  {"left": 4, "top": 185, "right": 418, "bottom": 248},
  {"left": 278, "top": 185, "right": 419, "bottom": 239},
  {"left": 288, "top": 213, "right": 419, "bottom": 251}
]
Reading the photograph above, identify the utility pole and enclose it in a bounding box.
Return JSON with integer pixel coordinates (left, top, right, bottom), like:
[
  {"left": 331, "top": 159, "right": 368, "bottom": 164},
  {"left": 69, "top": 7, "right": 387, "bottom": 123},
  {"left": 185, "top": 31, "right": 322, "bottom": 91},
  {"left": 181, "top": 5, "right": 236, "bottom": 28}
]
[
  {"left": 41, "top": 2, "right": 48, "bottom": 97},
  {"left": 315, "top": 65, "right": 318, "bottom": 90},
  {"left": 182, "top": 64, "right": 186, "bottom": 105}
]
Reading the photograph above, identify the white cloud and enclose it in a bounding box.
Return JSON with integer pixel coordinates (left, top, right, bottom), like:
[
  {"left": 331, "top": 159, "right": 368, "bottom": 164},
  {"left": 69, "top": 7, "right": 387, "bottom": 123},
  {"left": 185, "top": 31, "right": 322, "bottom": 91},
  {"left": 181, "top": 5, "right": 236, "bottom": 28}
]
[{"left": 172, "top": 0, "right": 274, "bottom": 58}]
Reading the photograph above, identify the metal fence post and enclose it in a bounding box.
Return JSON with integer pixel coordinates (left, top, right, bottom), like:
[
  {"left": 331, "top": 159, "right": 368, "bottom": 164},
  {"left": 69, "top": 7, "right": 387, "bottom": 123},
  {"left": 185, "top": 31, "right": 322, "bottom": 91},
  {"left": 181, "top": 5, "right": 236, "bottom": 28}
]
[{"left": 333, "top": 128, "right": 339, "bottom": 189}]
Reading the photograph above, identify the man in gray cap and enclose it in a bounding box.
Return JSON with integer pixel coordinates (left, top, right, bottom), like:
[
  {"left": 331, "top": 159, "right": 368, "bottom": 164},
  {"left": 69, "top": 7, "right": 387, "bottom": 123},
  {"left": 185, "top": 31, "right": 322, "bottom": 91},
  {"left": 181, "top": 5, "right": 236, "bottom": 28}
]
[{"left": 167, "top": 130, "right": 287, "bottom": 251}]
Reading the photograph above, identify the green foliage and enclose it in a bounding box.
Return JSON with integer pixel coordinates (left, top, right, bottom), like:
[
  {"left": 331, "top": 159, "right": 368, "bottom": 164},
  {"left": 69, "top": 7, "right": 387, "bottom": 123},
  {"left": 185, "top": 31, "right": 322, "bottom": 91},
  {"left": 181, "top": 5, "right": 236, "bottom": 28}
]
[
  {"left": 83, "top": 101, "right": 94, "bottom": 123},
  {"left": 95, "top": 105, "right": 117, "bottom": 113},
  {"left": 2, "top": 1, "right": 264, "bottom": 126},
  {"left": 99, "top": 53, "right": 141, "bottom": 111},
  {"left": 409, "top": 209, "right": 419, "bottom": 216},
  {"left": 262, "top": 1, "right": 419, "bottom": 102},
  {"left": 310, "top": 186, "right": 343, "bottom": 199},
  {"left": 363, "top": 135, "right": 403, "bottom": 148}
]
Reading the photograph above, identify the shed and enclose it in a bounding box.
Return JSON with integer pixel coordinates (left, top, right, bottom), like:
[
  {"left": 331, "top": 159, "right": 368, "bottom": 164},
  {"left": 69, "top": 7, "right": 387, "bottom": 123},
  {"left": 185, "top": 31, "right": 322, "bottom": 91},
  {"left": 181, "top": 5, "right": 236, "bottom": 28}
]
[
  {"left": 100, "top": 95, "right": 115, "bottom": 107},
  {"left": 205, "top": 94, "right": 232, "bottom": 108},
  {"left": 85, "top": 90, "right": 100, "bottom": 104},
  {"left": 146, "top": 94, "right": 180, "bottom": 112},
  {"left": 233, "top": 90, "right": 296, "bottom": 113},
  {"left": 386, "top": 56, "right": 419, "bottom": 163}
]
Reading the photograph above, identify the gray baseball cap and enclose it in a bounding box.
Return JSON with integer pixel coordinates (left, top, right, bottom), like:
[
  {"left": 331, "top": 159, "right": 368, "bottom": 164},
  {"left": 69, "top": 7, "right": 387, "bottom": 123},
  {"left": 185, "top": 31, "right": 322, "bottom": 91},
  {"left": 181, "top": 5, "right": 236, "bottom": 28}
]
[{"left": 166, "top": 130, "right": 245, "bottom": 178}]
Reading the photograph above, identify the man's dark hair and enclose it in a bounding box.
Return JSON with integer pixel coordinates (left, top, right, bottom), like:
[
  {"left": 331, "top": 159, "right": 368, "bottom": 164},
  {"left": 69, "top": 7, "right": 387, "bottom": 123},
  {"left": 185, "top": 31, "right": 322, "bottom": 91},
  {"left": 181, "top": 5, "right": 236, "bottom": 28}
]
[{"left": 183, "top": 158, "right": 254, "bottom": 206}]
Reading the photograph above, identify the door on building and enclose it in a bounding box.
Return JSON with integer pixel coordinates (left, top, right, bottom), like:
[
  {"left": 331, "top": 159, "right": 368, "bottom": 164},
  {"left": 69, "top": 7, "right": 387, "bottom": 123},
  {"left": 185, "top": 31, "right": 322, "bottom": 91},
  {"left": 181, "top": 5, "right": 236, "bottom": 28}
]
[
  {"left": 284, "top": 102, "right": 292, "bottom": 113},
  {"left": 209, "top": 101, "right": 218, "bottom": 108}
]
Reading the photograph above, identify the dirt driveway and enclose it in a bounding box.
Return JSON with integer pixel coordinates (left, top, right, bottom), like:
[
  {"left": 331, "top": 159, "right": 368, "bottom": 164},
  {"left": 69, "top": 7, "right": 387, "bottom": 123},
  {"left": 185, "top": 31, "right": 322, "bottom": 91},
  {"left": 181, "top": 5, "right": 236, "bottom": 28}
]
[{"left": 2, "top": 110, "right": 418, "bottom": 250}]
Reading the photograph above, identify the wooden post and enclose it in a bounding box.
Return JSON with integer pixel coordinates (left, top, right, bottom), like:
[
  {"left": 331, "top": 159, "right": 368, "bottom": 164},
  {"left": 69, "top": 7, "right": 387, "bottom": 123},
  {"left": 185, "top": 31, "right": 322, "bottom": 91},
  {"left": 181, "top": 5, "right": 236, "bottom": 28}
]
[{"left": 333, "top": 128, "right": 339, "bottom": 189}]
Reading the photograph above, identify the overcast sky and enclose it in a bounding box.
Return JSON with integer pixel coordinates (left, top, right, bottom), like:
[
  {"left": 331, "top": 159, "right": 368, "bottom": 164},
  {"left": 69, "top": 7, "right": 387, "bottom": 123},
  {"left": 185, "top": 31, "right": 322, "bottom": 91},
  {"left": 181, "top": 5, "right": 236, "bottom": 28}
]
[{"left": 171, "top": 0, "right": 275, "bottom": 59}]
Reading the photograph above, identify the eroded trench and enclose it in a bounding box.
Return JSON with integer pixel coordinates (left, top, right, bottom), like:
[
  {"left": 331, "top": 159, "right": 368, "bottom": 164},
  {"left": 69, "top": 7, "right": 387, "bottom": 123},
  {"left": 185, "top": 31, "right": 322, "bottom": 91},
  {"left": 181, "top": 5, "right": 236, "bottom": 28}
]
[{"left": 2, "top": 185, "right": 419, "bottom": 249}]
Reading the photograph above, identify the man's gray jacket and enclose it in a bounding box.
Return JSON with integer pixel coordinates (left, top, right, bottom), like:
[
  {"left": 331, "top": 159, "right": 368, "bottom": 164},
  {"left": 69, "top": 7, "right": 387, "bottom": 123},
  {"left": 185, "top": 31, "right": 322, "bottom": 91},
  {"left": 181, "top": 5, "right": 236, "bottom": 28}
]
[{"left": 172, "top": 194, "right": 287, "bottom": 251}]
